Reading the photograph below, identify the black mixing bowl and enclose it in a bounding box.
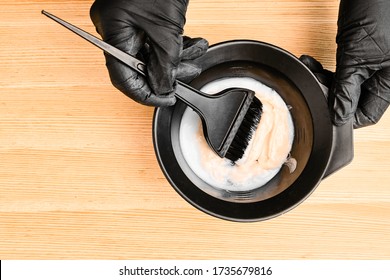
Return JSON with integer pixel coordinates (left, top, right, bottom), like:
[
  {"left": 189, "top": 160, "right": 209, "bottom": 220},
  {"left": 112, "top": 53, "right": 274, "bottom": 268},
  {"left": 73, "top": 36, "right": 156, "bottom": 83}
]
[{"left": 153, "top": 40, "right": 353, "bottom": 222}]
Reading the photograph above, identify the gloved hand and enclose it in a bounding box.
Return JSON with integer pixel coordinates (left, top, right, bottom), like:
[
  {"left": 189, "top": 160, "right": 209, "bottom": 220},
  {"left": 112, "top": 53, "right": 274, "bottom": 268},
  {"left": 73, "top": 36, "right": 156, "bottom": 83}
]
[
  {"left": 302, "top": 0, "right": 390, "bottom": 128},
  {"left": 90, "top": 0, "right": 208, "bottom": 106}
]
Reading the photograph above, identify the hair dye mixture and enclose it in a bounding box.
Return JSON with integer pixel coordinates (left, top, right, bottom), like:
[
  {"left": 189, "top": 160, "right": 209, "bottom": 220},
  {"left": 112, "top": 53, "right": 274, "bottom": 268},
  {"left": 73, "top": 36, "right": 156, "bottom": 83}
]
[{"left": 179, "top": 77, "right": 296, "bottom": 191}]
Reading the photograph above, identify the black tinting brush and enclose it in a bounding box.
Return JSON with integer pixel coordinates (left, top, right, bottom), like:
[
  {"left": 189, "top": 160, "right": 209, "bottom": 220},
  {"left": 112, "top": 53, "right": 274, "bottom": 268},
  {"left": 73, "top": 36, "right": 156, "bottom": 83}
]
[{"left": 42, "top": 10, "right": 262, "bottom": 162}]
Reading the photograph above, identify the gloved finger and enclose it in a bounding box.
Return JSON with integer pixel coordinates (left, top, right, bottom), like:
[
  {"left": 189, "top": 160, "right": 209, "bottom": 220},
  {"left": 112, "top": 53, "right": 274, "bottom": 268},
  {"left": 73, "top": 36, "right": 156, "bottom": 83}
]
[
  {"left": 139, "top": 37, "right": 209, "bottom": 62},
  {"left": 177, "top": 37, "right": 209, "bottom": 83},
  {"left": 330, "top": 66, "right": 372, "bottom": 126},
  {"left": 181, "top": 36, "right": 209, "bottom": 61},
  {"left": 136, "top": 91, "right": 176, "bottom": 107},
  {"left": 139, "top": 0, "right": 188, "bottom": 97},
  {"left": 354, "top": 68, "right": 390, "bottom": 128},
  {"left": 299, "top": 55, "right": 334, "bottom": 88},
  {"left": 299, "top": 54, "right": 323, "bottom": 73},
  {"left": 105, "top": 55, "right": 175, "bottom": 106}
]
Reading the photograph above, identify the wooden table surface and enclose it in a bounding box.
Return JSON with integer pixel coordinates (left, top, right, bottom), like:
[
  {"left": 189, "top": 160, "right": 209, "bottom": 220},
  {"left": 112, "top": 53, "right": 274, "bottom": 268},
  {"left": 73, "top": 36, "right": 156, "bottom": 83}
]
[{"left": 1, "top": 0, "right": 389, "bottom": 260}]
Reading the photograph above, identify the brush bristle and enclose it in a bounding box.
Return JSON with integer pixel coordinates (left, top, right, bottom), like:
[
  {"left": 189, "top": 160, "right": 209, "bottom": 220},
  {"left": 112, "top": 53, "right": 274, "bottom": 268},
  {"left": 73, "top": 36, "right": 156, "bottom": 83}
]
[{"left": 225, "top": 97, "right": 262, "bottom": 163}]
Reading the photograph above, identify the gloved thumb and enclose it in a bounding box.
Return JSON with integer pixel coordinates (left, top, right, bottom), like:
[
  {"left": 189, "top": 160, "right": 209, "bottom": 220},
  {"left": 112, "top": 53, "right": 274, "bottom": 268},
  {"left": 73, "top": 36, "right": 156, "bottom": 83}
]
[
  {"left": 299, "top": 55, "right": 333, "bottom": 88},
  {"left": 353, "top": 68, "right": 390, "bottom": 128}
]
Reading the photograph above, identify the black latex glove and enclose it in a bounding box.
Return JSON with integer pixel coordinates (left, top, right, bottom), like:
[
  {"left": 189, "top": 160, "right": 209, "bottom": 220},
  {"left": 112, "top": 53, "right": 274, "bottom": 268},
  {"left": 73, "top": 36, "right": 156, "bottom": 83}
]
[
  {"left": 301, "top": 0, "right": 390, "bottom": 129},
  {"left": 90, "top": 0, "right": 208, "bottom": 106},
  {"left": 332, "top": 0, "right": 390, "bottom": 128}
]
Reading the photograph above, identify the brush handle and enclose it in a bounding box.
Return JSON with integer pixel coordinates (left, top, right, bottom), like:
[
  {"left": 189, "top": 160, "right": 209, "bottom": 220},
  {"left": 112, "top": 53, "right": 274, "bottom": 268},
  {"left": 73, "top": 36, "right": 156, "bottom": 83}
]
[
  {"left": 41, "top": 10, "right": 211, "bottom": 112},
  {"left": 42, "top": 10, "right": 208, "bottom": 104}
]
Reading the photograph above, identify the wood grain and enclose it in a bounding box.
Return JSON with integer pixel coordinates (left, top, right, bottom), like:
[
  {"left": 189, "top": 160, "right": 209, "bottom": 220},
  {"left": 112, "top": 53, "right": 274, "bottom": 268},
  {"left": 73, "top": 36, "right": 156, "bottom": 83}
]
[{"left": 1, "top": 0, "right": 389, "bottom": 260}]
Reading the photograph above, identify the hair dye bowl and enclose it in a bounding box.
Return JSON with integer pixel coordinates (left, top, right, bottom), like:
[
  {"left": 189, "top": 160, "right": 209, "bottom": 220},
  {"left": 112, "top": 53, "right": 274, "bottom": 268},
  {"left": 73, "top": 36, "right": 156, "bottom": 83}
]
[
  {"left": 179, "top": 77, "right": 296, "bottom": 192},
  {"left": 152, "top": 40, "right": 353, "bottom": 222}
]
